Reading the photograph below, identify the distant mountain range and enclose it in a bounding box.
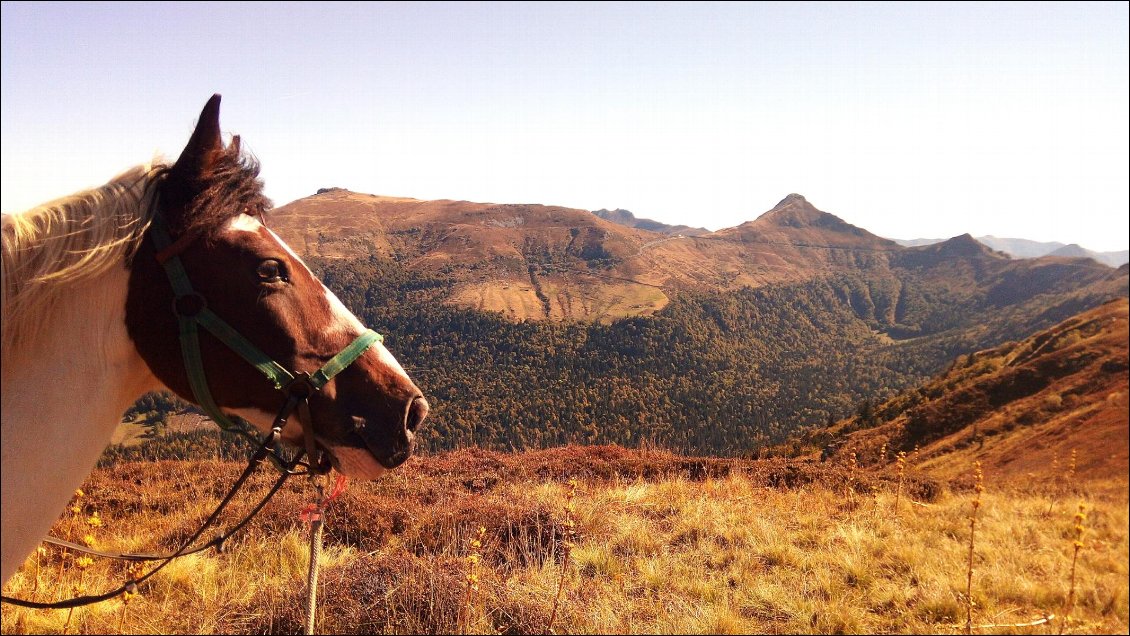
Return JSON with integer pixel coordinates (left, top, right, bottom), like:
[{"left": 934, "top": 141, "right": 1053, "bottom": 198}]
[{"left": 893, "top": 235, "right": 1128, "bottom": 267}]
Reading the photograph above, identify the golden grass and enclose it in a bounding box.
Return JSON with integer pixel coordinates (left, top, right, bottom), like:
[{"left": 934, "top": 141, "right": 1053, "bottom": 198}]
[{"left": 2, "top": 450, "right": 1127, "bottom": 634}]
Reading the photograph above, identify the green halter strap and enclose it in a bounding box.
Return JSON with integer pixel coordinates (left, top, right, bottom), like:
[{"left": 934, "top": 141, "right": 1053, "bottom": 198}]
[{"left": 148, "top": 213, "right": 382, "bottom": 444}]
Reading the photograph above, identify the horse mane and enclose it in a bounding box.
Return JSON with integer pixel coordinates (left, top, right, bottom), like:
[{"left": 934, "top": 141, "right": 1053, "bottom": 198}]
[{"left": 1, "top": 142, "right": 269, "bottom": 362}]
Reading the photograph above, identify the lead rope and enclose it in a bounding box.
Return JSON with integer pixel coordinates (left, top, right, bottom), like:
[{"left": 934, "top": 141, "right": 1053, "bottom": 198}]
[
  {"left": 300, "top": 473, "right": 348, "bottom": 635},
  {"left": 305, "top": 475, "right": 325, "bottom": 636}
]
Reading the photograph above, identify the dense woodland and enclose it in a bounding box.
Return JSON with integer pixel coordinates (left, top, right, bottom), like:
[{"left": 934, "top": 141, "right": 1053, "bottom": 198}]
[{"left": 105, "top": 253, "right": 1126, "bottom": 462}]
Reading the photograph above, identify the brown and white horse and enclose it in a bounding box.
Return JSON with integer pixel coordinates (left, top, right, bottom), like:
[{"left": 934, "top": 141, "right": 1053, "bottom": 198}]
[{"left": 0, "top": 95, "right": 428, "bottom": 584}]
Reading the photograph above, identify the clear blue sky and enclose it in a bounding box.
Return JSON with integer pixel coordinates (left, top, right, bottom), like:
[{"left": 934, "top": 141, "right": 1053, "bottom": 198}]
[{"left": 2, "top": 2, "right": 1127, "bottom": 251}]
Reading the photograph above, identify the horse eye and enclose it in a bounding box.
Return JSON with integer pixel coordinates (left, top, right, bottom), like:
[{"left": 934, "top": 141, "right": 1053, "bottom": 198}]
[{"left": 256, "top": 259, "right": 286, "bottom": 283}]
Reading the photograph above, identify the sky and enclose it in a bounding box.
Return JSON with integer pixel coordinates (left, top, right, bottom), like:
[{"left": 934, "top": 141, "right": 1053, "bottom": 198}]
[{"left": 2, "top": 2, "right": 1127, "bottom": 252}]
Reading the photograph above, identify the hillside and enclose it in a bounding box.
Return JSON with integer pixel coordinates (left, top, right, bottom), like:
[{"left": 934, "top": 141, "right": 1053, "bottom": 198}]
[
  {"left": 268, "top": 190, "right": 670, "bottom": 322},
  {"left": 803, "top": 298, "right": 1129, "bottom": 482},
  {"left": 271, "top": 191, "right": 1126, "bottom": 325}
]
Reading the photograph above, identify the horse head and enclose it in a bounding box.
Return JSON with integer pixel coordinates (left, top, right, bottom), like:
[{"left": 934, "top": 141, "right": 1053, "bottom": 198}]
[{"left": 125, "top": 95, "right": 427, "bottom": 478}]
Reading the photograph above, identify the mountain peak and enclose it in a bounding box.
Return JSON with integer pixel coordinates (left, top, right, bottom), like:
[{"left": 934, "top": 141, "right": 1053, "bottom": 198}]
[
  {"left": 1049, "top": 243, "right": 1091, "bottom": 258},
  {"left": 773, "top": 193, "right": 811, "bottom": 209},
  {"left": 713, "top": 195, "right": 896, "bottom": 252},
  {"left": 906, "top": 233, "right": 1002, "bottom": 260},
  {"left": 763, "top": 193, "right": 821, "bottom": 219},
  {"left": 754, "top": 195, "right": 865, "bottom": 235},
  {"left": 937, "top": 234, "right": 987, "bottom": 253}
]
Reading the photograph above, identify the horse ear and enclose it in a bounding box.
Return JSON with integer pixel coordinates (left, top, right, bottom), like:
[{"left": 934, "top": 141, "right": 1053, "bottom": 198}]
[
  {"left": 171, "top": 94, "right": 224, "bottom": 181},
  {"left": 162, "top": 95, "right": 224, "bottom": 230}
]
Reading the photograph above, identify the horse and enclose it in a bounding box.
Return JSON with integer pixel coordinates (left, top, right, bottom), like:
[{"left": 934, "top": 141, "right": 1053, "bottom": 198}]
[{"left": 1, "top": 95, "right": 429, "bottom": 585}]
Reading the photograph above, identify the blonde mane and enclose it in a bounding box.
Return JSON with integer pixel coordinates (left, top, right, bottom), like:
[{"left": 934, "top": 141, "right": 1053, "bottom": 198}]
[{"left": 1, "top": 164, "right": 166, "bottom": 363}]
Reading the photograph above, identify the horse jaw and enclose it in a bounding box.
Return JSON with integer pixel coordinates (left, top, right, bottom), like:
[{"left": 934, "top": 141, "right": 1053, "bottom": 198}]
[
  {"left": 320, "top": 446, "right": 388, "bottom": 479},
  {"left": 227, "top": 407, "right": 390, "bottom": 480},
  {"left": 1, "top": 265, "right": 161, "bottom": 584}
]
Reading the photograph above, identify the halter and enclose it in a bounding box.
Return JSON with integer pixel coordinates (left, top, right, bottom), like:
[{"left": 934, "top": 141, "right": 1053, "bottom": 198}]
[
  {"left": 149, "top": 211, "right": 383, "bottom": 470},
  {"left": 1, "top": 211, "right": 382, "bottom": 610}
]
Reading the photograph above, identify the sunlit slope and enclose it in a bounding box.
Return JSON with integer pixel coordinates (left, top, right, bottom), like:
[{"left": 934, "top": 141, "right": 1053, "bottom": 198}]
[
  {"left": 271, "top": 190, "right": 1122, "bottom": 323},
  {"left": 807, "top": 298, "right": 1129, "bottom": 482}
]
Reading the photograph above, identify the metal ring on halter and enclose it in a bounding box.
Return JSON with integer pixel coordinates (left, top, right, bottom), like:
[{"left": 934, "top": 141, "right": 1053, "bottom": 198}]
[
  {"left": 172, "top": 292, "right": 208, "bottom": 318},
  {"left": 285, "top": 371, "right": 318, "bottom": 400}
]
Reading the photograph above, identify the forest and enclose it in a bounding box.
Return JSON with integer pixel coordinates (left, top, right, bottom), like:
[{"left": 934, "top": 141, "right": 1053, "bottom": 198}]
[{"left": 105, "top": 253, "right": 1125, "bottom": 461}]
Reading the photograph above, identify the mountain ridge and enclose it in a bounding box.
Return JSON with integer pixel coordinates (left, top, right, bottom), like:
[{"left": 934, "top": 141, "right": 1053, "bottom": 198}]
[
  {"left": 591, "top": 208, "right": 709, "bottom": 237},
  {"left": 270, "top": 189, "right": 1121, "bottom": 325},
  {"left": 893, "top": 235, "right": 1128, "bottom": 267}
]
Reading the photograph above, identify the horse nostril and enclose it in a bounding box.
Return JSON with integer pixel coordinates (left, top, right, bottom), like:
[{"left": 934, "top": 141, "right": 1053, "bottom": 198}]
[{"left": 405, "top": 396, "right": 429, "bottom": 433}]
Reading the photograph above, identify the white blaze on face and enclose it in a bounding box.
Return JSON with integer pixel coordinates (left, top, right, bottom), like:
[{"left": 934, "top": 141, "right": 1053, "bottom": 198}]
[
  {"left": 318, "top": 278, "right": 411, "bottom": 376},
  {"left": 226, "top": 213, "right": 263, "bottom": 233},
  {"left": 222, "top": 214, "right": 415, "bottom": 480},
  {"left": 227, "top": 214, "right": 411, "bottom": 377}
]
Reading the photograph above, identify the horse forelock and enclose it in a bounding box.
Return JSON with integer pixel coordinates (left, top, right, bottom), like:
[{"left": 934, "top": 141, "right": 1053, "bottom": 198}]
[
  {"left": 1, "top": 165, "right": 163, "bottom": 361},
  {"left": 163, "top": 142, "right": 273, "bottom": 241}
]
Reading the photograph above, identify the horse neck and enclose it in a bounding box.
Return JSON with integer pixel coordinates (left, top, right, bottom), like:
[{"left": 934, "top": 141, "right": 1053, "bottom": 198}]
[{"left": 1, "top": 263, "right": 160, "bottom": 583}]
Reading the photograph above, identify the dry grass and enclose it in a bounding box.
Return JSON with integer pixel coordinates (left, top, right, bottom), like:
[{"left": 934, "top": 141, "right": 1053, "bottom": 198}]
[{"left": 2, "top": 447, "right": 1127, "bottom": 634}]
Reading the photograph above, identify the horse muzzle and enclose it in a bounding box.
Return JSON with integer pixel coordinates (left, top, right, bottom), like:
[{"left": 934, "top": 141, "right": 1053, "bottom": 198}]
[
  {"left": 320, "top": 394, "right": 428, "bottom": 477},
  {"left": 371, "top": 395, "right": 429, "bottom": 469}
]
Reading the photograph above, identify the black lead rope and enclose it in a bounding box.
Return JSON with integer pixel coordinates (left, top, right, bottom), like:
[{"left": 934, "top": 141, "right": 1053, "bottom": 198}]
[{"left": 1, "top": 422, "right": 305, "bottom": 610}]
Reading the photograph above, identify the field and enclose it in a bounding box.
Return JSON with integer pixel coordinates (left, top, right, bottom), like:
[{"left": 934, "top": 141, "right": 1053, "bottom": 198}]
[{"left": 2, "top": 445, "right": 1126, "bottom": 634}]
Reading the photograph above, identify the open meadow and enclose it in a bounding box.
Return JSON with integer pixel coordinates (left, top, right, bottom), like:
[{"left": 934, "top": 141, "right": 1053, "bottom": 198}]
[{"left": 2, "top": 446, "right": 1126, "bottom": 634}]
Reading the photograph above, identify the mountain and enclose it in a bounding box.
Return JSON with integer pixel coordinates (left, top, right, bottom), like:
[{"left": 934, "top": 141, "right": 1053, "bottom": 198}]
[
  {"left": 893, "top": 235, "right": 1129, "bottom": 268},
  {"left": 255, "top": 189, "right": 1128, "bottom": 455},
  {"left": 1047, "top": 243, "right": 1130, "bottom": 267},
  {"left": 803, "top": 298, "right": 1129, "bottom": 482},
  {"left": 715, "top": 193, "right": 897, "bottom": 249},
  {"left": 268, "top": 190, "right": 667, "bottom": 322},
  {"left": 276, "top": 191, "right": 1123, "bottom": 325},
  {"left": 977, "top": 235, "right": 1067, "bottom": 258},
  {"left": 591, "top": 208, "right": 709, "bottom": 237},
  {"left": 1050, "top": 243, "right": 1093, "bottom": 258},
  {"left": 268, "top": 189, "right": 1125, "bottom": 344}
]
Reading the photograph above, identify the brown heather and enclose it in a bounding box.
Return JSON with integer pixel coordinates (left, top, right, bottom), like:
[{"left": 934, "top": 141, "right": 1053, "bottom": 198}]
[
  {"left": 965, "top": 461, "right": 985, "bottom": 635},
  {"left": 1060, "top": 502, "right": 1088, "bottom": 634},
  {"left": 2, "top": 445, "right": 1126, "bottom": 635},
  {"left": 893, "top": 451, "right": 908, "bottom": 519}
]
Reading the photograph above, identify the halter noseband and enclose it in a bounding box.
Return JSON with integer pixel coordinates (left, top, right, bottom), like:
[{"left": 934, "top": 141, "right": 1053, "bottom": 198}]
[{"left": 149, "top": 212, "right": 382, "bottom": 471}]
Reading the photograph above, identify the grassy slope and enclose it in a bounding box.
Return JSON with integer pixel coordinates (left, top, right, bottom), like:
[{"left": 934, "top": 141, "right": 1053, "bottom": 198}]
[
  {"left": 804, "top": 298, "right": 1128, "bottom": 484},
  {"left": 2, "top": 447, "right": 1126, "bottom": 635}
]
